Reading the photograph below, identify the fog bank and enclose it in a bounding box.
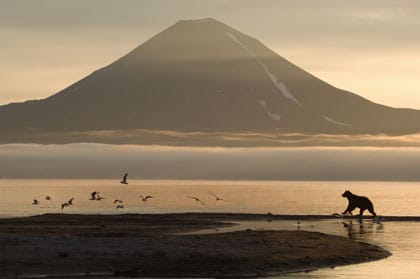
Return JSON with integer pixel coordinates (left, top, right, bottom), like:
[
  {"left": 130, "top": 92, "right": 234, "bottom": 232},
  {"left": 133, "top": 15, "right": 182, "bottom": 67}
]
[{"left": 1, "top": 144, "right": 420, "bottom": 180}]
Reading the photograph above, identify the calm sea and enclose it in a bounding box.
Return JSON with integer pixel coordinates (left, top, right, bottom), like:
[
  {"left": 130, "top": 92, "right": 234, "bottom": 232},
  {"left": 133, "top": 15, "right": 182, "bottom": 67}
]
[
  {"left": 0, "top": 179, "right": 419, "bottom": 217},
  {"left": 2, "top": 179, "right": 420, "bottom": 279}
]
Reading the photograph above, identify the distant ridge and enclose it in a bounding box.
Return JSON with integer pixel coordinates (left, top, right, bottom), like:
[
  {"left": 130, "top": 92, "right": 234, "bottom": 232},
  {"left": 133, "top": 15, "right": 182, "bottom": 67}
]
[{"left": 1, "top": 18, "right": 420, "bottom": 142}]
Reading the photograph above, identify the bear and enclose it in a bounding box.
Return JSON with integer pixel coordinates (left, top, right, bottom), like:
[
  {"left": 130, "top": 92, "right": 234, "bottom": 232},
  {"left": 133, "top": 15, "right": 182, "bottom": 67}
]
[{"left": 341, "top": 190, "right": 376, "bottom": 217}]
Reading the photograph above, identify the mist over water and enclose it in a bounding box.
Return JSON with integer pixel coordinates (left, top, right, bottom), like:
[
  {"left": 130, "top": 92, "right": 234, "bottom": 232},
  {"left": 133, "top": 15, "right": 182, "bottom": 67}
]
[{"left": 1, "top": 143, "right": 420, "bottom": 180}]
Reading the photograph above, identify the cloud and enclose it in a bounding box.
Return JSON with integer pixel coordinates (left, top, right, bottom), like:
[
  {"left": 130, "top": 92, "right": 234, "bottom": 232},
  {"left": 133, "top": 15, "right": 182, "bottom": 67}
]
[{"left": 1, "top": 1, "right": 419, "bottom": 46}]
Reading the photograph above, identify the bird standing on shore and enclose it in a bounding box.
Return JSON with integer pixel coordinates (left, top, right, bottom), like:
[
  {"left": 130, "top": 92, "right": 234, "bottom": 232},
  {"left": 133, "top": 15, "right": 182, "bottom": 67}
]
[
  {"left": 187, "top": 196, "right": 205, "bottom": 206},
  {"left": 32, "top": 199, "right": 39, "bottom": 205},
  {"left": 120, "top": 173, "right": 128, "bottom": 185},
  {"left": 90, "top": 191, "right": 98, "bottom": 200},
  {"left": 45, "top": 196, "right": 51, "bottom": 201},
  {"left": 116, "top": 204, "right": 124, "bottom": 209}
]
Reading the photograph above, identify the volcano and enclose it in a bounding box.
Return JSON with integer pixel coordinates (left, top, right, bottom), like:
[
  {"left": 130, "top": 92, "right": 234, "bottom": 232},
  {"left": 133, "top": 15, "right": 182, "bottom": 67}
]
[{"left": 1, "top": 18, "right": 420, "bottom": 138}]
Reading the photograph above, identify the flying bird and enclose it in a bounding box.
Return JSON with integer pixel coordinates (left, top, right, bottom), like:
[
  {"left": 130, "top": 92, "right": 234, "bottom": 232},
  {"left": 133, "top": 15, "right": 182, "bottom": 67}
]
[
  {"left": 187, "top": 196, "right": 205, "bottom": 206},
  {"left": 139, "top": 195, "right": 153, "bottom": 202},
  {"left": 120, "top": 173, "right": 128, "bottom": 185},
  {"left": 61, "top": 203, "right": 70, "bottom": 210},
  {"left": 114, "top": 199, "right": 123, "bottom": 204},
  {"left": 209, "top": 192, "right": 225, "bottom": 201},
  {"left": 32, "top": 199, "right": 39, "bottom": 205},
  {"left": 67, "top": 198, "right": 75, "bottom": 205}
]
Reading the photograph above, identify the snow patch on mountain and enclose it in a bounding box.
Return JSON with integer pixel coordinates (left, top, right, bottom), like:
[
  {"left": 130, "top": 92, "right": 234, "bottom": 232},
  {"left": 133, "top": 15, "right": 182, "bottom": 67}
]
[
  {"left": 323, "top": 116, "right": 352, "bottom": 127},
  {"left": 258, "top": 100, "right": 282, "bottom": 122},
  {"left": 258, "top": 100, "right": 268, "bottom": 109},
  {"left": 266, "top": 73, "right": 301, "bottom": 106},
  {"left": 226, "top": 32, "right": 301, "bottom": 106},
  {"left": 225, "top": 32, "right": 267, "bottom": 70}
]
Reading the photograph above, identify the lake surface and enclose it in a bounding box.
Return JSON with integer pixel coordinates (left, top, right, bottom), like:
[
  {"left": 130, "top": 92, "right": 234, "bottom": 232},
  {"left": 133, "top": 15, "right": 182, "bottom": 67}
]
[
  {"left": 1, "top": 179, "right": 420, "bottom": 278},
  {"left": 1, "top": 179, "right": 420, "bottom": 217}
]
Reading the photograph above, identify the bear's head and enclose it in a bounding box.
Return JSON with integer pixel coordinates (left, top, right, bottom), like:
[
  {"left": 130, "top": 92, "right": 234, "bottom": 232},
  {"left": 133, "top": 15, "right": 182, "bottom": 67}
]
[{"left": 342, "top": 190, "right": 352, "bottom": 198}]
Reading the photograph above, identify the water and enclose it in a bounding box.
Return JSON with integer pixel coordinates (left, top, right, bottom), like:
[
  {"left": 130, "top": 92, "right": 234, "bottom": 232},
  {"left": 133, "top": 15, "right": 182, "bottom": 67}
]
[
  {"left": 1, "top": 179, "right": 420, "bottom": 217},
  {"left": 273, "top": 220, "right": 420, "bottom": 279},
  {"left": 196, "top": 219, "right": 420, "bottom": 279},
  {"left": 1, "top": 179, "right": 420, "bottom": 278}
]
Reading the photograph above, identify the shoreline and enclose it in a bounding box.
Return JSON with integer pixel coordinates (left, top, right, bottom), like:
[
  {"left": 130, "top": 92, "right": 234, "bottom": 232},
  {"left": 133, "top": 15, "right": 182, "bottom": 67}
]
[
  {"left": 1, "top": 213, "right": 391, "bottom": 278},
  {"left": 2, "top": 212, "right": 420, "bottom": 222}
]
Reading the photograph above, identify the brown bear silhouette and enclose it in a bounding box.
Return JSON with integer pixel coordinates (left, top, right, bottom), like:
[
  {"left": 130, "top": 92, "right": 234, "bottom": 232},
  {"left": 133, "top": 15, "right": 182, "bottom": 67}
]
[{"left": 342, "top": 190, "right": 376, "bottom": 217}]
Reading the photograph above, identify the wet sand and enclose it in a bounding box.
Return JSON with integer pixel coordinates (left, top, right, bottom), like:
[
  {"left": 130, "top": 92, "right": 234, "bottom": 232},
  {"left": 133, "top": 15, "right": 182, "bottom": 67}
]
[{"left": 0, "top": 213, "right": 390, "bottom": 278}]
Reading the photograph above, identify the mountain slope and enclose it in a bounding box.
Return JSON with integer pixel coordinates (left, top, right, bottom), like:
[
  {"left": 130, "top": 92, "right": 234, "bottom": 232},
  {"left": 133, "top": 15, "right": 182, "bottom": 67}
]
[{"left": 1, "top": 18, "right": 420, "bottom": 136}]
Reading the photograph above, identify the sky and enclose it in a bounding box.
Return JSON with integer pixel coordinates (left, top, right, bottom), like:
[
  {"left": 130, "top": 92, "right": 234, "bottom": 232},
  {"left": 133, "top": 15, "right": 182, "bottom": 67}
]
[{"left": 1, "top": 0, "right": 419, "bottom": 108}]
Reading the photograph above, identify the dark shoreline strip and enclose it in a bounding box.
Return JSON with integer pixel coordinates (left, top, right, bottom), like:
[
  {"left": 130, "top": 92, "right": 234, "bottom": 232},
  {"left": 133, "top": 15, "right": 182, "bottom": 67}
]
[{"left": 2, "top": 212, "right": 420, "bottom": 222}]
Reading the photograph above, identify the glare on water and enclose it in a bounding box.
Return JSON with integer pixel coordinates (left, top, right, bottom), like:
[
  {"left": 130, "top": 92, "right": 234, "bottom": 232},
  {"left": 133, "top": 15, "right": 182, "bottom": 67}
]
[
  {"left": 1, "top": 179, "right": 420, "bottom": 217},
  {"left": 190, "top": 219, "right": 420, "bottom": 279},
  {"left": 0, "top": 179, "right": 420, "bottom": 216},
  {"left": 2, "top": 179, "right": 420, "bottom": 278},
  {"left": 268, "top": 220, "right": 420, "bottom": 279}
]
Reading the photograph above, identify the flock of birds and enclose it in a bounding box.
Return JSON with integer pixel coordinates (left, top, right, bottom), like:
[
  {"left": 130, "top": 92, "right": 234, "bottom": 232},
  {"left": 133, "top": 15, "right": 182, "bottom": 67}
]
[{"left": 31, "top": 173, "right": 226, "bottom": 211}]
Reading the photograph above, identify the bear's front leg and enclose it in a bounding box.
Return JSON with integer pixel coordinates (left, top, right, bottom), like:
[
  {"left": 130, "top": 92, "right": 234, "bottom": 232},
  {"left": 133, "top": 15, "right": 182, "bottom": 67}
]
[{"left": 342, "top": 204, "right": 356, "bottom": 215}]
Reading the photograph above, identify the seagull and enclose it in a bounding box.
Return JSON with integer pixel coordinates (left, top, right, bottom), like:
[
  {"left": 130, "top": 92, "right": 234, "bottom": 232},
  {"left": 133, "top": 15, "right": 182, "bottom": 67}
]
[
  {"left": 120, "top": 173, "right": 128, "bottom": 185},
  {"left": 209, "top": 192, "right": 225, "bottom": 201},
  {"left": 187, "top": 196, "right": 205, "bottom": 206},
  {"left": 45, "top": 196, "right": 51, "bottom": 201},
  {"left": 116, "top": 204, "right": 124, "bottom": 209},
  {"left": 90, "top": 191, "right": 98, "bottom": 200},
  {"left": 32, "top": 199, "right": 39, "bottom": 205},
  {"left": 67, "top": 198, "right": 75, "bottom": 205},
  {"left": 114, "top": 199, "right": 123, "bottom": 204},
  {"left": 61, "top": 203, "right": 70, "bottom": 210},
  {"left": 139, "top": 195, "right": 153, "bottom": 202}
]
